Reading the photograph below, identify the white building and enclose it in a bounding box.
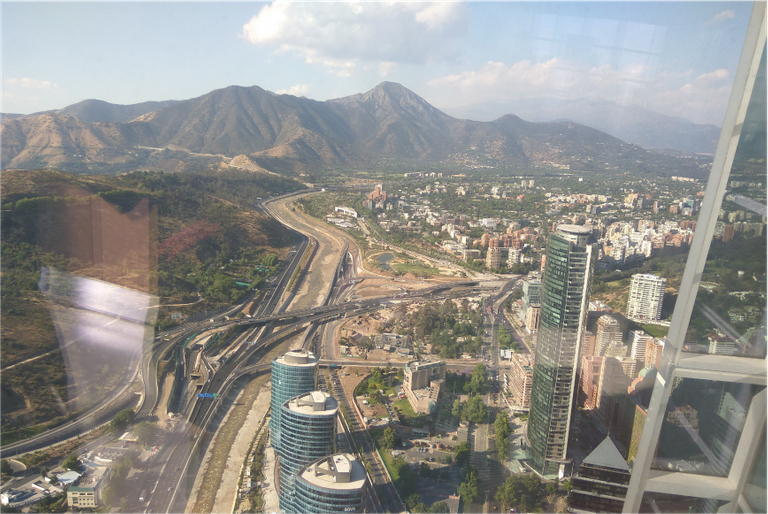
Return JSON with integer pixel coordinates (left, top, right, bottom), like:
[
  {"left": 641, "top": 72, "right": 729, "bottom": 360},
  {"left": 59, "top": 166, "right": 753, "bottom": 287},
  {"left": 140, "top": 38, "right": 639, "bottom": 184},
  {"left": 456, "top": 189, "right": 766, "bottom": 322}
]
[{"left": 627, "top": 274, "right": 666, "bottom": 321}]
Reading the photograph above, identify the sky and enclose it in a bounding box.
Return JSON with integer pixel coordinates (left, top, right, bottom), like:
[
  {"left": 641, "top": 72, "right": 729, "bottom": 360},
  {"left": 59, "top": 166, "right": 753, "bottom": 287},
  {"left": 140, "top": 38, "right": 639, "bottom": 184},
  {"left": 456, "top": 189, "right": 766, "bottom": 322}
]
[{"left": 1, "top": 1, "right": 755, "bottom": 126}]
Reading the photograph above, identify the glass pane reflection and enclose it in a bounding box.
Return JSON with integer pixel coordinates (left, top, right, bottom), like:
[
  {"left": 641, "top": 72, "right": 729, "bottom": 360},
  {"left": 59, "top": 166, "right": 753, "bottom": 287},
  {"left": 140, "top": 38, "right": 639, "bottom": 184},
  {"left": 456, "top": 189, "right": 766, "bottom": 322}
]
[
  {"left": 683, "top": 45, "right": 767, "bottom": 359},
  {"left": 651, "top": 378, "right": 764, "bottom": 477}
]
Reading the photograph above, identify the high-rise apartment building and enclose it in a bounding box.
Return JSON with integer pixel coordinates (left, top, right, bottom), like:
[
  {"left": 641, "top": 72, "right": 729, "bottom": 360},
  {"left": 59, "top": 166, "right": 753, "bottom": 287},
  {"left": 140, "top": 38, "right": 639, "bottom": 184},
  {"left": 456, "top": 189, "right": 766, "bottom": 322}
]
[
  {"left": 270, "top": 351, "right": 318, "bottom": 454},
  {"left": 293, "top": 454, "right": 367, "bottom": 514},
  {"left": 278, "top": 391, "right": 338, "bottom": 513},
  {"left": 527, "top": 224, "right": 594, "bottom": 477},
  {"left": 626, "top": 274, "right": 667, "bottom": 321},
  {"left": 486, "top": 246, "right": 501, "bottom": 269},
  {"left": 595, "top": 315, "right": 622, "bottom": 356}
]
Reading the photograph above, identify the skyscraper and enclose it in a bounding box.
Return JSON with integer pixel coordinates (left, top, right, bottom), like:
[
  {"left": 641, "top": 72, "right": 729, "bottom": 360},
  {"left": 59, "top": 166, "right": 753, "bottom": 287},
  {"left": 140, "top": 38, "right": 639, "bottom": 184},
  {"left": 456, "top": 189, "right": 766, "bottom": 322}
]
[
  {"left": 278, "top": 391, "right": 338, "bottom": 513},
  {"left": 270, "top": 350, "right": 318, "bottom": 454},
  {"left": 293, "top": 453, "right": 368, "bottom": 514},
  {"left": 527, "top": 224, "right": 594, "bottom": 477},
  {"left": 626, "top": 274, "right": 666, "bottom": 321}
]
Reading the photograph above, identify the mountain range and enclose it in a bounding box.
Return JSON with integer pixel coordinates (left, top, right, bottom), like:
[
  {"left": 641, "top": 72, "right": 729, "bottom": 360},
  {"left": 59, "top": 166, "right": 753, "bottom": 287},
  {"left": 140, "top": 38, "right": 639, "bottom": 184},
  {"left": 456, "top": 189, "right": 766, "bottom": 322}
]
[
  {"left": 442, "top": 97, "right": 721, "bottom": 155},
  {"left": 1, "top": 82, "right": 709, "bottom": 177}
]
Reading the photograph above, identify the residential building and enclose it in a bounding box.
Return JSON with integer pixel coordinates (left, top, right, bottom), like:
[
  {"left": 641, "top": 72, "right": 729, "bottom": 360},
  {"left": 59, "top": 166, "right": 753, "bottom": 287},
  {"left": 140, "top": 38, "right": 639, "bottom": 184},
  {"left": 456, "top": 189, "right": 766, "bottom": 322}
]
[
  {"left": 508, "top": 354, "right": 533, "bottom": 410},
  {"left": 271, "top": 351, "right": 318, "bottom": 454},
  {"left": 403, "top": 361, "right": 446, "bottom": 414},
  {"left": 630, "top": 330, "right": 652, "bottom": 368},
  {"left": 486, "top": 246, "right": 501, "bottom": 270},
  {"left": 595, "top": 315, "right": 622, "bottom": 356},
  {"left": 293, "top": 454, "right": 367, "bottom": 514},
  {"left": 627, "top": 274, "right": 666, "bottom": 321},
  {"left": 644, "top": 338, "right": 665, "bottom": 369},
  {"left": 525, "top": 304, "right": 541, "bottom": 333},
  {"left": 279, "top": 391, "right": 338, "bottom": 513},
  {"left": 527, "top": 224, "right": 594, "bottom": 477},
  {"left": 579, "top": 355, "right": 604, "bottom": 410}
]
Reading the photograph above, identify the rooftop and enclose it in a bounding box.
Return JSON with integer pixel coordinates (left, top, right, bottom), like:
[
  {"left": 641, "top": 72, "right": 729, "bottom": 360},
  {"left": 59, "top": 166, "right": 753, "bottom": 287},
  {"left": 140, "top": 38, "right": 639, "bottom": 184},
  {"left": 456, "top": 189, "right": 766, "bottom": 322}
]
[
  {"left": 582, "top": 436, "right": 630, "bottom": 472},
  {"left": 285, "top": 390, "right": 338, "bottom": 415},
  {"left": 298, "top": 453, "right": 367, "bottom": 490},
  {"left": 276, "top": 350, "right": 317, "bottom": 367}
]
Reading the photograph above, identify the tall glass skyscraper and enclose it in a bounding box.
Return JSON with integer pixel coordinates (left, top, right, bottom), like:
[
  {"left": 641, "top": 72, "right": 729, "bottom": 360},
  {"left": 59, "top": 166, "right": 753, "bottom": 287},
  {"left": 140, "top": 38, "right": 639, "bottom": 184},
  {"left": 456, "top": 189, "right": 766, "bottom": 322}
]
[
  {"left": 293, "top": 453, "right": 367, "bottom": 514},
  {"left": 278, "top": 391, "right": 338, "bottom": 513},
  {"left": 270, "top": 350, "right": 318, "bottom": 454},
  {"left": 527, "top": 224, "right": 594, "bottom": 477}
]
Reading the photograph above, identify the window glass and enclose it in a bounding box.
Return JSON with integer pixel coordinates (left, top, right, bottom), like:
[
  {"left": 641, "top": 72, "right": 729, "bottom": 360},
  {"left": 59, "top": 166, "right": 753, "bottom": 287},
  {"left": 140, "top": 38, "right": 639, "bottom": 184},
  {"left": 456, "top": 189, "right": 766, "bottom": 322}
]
[
  {"left": 651, "top": 379, "right": 764, "bottom": 477},
  {"left": 640, "top": 493, "right": 728, "bottom": 513},
  {"left": 743, "top": 428, "right": 767, "bottom": 513},
  {"left": 682, "top": 45, "right": 767, "bottom": 359}
]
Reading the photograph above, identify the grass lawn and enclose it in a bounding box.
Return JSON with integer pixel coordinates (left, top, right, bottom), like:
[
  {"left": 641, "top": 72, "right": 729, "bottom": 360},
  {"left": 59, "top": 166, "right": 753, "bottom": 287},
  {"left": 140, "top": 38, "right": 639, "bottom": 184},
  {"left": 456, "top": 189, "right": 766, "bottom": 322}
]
[
  {"left": 640, "top": 324, "right": 669, "bottom": 338},
  {"left": 393, "top": 261, "right": 442, "bottom": 276},
  {"left": 393, "top": 398, "right": 430, "bottom": 428},
  {"left": 393, "top": 398, "right": 417, "bottom": 417}
]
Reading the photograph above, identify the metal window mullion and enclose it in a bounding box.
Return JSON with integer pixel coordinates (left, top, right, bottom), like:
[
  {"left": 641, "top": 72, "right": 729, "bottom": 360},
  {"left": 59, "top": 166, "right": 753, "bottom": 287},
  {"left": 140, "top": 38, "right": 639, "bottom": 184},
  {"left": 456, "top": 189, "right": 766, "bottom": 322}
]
[
  {"left": 622, "top": 4, "right": 767, "bottom": 513},
  {"left": 728, "top": 388, "right": 767, "bottom": 501}
]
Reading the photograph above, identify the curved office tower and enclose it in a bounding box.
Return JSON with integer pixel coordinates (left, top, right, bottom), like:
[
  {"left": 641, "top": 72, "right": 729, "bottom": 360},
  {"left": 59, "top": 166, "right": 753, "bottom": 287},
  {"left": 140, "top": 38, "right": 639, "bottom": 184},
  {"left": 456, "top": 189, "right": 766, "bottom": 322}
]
[
  {"left": 270, "top": 350, "right": 318, "bottom": 454},
  {"left": 527, "top": 224, "right": 593, "bottom": 477},
  {"left": 278, "top": 391, "right": 338, "bottom": 513},
  {"left": 294, "top": 453, "right": 367, "bottom": 514}
]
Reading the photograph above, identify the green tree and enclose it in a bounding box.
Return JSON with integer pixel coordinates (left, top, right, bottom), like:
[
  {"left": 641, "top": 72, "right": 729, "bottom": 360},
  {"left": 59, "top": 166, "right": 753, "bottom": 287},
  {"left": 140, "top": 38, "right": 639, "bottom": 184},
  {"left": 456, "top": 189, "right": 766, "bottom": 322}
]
[
  {"left": 452, "top": 398, "right": 462, "bottom": 419},
  {"left": 457, "top": 467, "right": 479, "bottom": 507},
  {"left": 110, "top": 408, "right": 135, "bottom": 435},
  {"left": 1, "top": 459, "right": 12, "bottom": 475},
  {"left": 464, "top": 363, "right": 489, "bottom": 395},
  {"left": 563, "top": 479, "right": 572, "bottom": 492},
  {"left": 466, "top": 395, "right": 487, "bottom": 423},
  {"left": 380, "top": 427, "right": 395, "bottom": 450},
  {"left": 62, "top": 454, "right": 80, "bottom": 471},
  {"left": 431, "top": 500, "right": 449, "bottom": 513},
  {"left": 133, "top": 421, "right": 158, "bottom": 447},
  {"left": 495, "top": 411, "right": 511, "bottom": 459},
  {"left": 546, "top": 482, "right": 558, "bottom": 496},
  {"left": 455, "top": 441, "right": 470, "bottom": 467}
]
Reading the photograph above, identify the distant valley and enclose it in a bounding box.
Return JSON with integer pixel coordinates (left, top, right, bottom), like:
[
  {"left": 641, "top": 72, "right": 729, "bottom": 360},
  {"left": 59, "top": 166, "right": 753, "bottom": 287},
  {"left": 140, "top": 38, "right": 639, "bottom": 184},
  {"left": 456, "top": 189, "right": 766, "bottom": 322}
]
[{"left": 1, "top": 82, "right": 710, "bottom": 178}]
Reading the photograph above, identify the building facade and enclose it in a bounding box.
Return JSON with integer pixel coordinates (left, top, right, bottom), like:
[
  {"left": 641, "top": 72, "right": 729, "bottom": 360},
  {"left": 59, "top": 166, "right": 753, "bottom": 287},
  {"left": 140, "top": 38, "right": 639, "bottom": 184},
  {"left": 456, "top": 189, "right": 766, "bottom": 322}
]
[
  {"left": 270, "top": 351, "right": 318, "bottom": 455},
  {"left": 293, "top": 454, "right": 367, "bottom": 514},
  {"left": 403, "top": 361, "right": 446, "bottom": 414},
  {"left": 626, "top": 274, "right": 667, "bottom": 321},
  {"left": 595, "top": 315, "right": 622, "bottom": 356},
  {"left": 568, "top": 437, "right": 631, "bottom": 513},
  {"left": 508, "top": 354, "right": 534, "bottom": 410},
  {"left": 527, "top": 224, "right": 594, "bottom": 476},
  {"left": 278, "top": 391, "right": 338, "bottom": 513}
]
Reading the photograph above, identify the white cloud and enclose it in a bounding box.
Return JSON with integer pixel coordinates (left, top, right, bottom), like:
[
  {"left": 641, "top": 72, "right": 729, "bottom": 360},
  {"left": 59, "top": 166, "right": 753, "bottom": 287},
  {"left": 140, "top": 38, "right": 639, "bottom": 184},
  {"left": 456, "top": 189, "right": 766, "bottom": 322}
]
[
  {"left": 242, "top": 1, "right": 468, "bottom": 75},
  {"left": 706, "top": 10, "right": 736, "bottom": 27},
  {"left": 5, "top": 77, "right": 59, "bottom": 90},
  {"left": 429, "top": 59, "right": 732, "bottom": 125},
  {"left": 275, "top": 84, "right": 309, "bottom": 97}
]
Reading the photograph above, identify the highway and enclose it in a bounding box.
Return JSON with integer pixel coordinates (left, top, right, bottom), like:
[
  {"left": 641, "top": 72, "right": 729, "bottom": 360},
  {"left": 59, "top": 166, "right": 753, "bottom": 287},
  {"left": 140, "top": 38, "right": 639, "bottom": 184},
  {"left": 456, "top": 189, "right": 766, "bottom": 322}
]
[{"left": 2, "top": 186, "right": 503, "bottom": 514}]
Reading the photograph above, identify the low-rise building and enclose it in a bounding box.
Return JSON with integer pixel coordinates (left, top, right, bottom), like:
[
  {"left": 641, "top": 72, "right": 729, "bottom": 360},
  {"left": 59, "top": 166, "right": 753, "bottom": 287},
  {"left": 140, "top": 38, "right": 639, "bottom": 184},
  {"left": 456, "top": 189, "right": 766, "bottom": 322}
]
[{"left": 67, "top": 466, "right": 109, "bottom": 510}]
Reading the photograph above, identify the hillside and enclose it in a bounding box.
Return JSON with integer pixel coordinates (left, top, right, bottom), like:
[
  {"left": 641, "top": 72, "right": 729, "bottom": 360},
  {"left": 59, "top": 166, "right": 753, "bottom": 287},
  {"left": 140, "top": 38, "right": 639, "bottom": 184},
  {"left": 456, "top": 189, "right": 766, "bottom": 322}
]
[
  {"left": 442, "top": 97, "right": 722, "bottom": 155},
  {"left": 1, "top": 82, "right": 709, "bottom": 178},
  {"left": 0, "top": 168, "right": 302, "bottom": 434},
  {"left": 59, "top": 98, "right": 181, "bottom": 123}
]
